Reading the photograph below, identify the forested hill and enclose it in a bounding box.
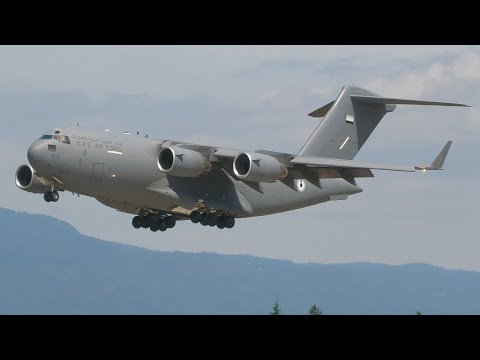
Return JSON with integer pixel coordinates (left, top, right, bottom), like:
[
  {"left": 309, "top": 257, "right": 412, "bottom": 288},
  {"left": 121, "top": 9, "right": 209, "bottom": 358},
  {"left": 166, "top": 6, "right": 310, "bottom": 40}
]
[{"left": 1, "top": 207, "right": 479, "bottom": 314}]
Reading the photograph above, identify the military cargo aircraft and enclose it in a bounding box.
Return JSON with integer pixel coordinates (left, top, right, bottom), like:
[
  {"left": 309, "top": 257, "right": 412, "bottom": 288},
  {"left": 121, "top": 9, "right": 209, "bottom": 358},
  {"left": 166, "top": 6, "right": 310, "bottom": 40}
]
[{"left": 16, "top": 85, "right": 468, "bottom": 232}]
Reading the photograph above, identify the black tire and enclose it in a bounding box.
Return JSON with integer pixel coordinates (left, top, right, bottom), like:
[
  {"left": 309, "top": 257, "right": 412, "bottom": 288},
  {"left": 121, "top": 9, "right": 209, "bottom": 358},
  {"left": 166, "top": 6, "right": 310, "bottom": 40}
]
[
  {"left": 51, "top": 191, "right": 59, "bottom": 202},
  {"left": 43, "top": 191, "right": 52, "bottom": 202},
  {"left": 140, "top": 216, "right": 150, "bottom": 229},
  {"left": 225, "top": 217, "right": 235, "bottom": 229},
  {"left": 199, "top": 212, "right": 209, "bottom": 226},
  {"left": 150, "top": 225, "right": 159, "bottom": 232},
  {"left": 132, "top": 216, "right": 141, "bottom": 229},
  {"left": 166, "top": 216, "right": 176, "bottom": 229},
  {"left": 190, "top": 210, "right": 200, "bottom": 223},
  {"left": 159, "top": 220, "right": 168, "bottom": 232},
  {"left": 208, "top": 213, "right": 217, "bottom": 227},
  {"left": 150, "top": 214, "right": 159, "bottom": 226},
  {"left": 216, "top": 215, "right": 226, "bottom": 227}
]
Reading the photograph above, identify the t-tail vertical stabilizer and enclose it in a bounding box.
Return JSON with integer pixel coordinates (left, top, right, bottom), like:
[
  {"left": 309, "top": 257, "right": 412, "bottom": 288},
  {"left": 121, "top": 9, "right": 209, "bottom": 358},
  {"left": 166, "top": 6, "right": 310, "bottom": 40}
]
[{"left": 299, "top": 85, "right": 469, "bottom": 161}]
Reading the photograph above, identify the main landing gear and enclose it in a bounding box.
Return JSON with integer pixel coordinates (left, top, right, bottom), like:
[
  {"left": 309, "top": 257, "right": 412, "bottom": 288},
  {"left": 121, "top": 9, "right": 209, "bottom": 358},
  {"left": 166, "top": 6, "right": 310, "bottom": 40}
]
[
  {"left": 132, "top": 213, "right": 176, "bottom": 232},
  {"left": 190, "top": 209, "right": 235, "bottom": 229},
  {"left": 44, "top": 190, "right": 59, "bottom": 203},
  {"left": 131, "top": 209, "right": 235, "bottom": 232}
]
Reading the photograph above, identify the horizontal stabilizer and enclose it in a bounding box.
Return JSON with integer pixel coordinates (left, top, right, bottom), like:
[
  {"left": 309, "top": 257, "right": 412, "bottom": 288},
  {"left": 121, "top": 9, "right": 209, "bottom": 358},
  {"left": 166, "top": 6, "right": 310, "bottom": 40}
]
[{"left": 351, "top": 95, "right": 471, "bottom": 107}]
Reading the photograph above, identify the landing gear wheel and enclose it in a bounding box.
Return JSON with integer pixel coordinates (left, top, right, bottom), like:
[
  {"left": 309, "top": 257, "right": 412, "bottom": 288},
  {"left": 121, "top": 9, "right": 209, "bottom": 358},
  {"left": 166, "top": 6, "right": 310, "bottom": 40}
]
[
  {"left": 166, "top": 216, "right": 176, "bottom": 229},
  {"left": 132, "top": 216, "right": 141, "bottom": 229},
  {"left": 207, "top": 213, "right": 217, "bottom": 227},
  {"left": 217, "top": 219, "right": 226, "bottom": 229},
  {"left": 51, "top": 191, "right": 59, "bottom": 202},
  {"left": 158, "top": 220, "right": 168, "bottom": 232},
  {"left": 190, "top": 210, "right": 200, "bottom": 224},
  {"left": 150, "top": 225, "right": 159, "bottom": 232},
  {"left": 216, "top": 214, "right": 226, "bottom": 229},
  {"left": 140, "top": 216, "right": 150, "bottom": 229},
  {"left": 43, "top": 191, "right": 52, "bottom": 202},
  {"left": 199, "top": 212, "right": 209, "bottom": 226},
  {"left": 150, "top": 214, "right": 159, "bottom": 226},
  {"left": 225, "top": 217, "right": 235, "bottom": 229}
]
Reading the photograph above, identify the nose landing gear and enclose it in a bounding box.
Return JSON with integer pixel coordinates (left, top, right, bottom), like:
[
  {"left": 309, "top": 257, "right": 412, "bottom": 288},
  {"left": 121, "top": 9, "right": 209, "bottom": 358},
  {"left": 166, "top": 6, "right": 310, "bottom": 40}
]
[{"left": 44, "top": 190, "right": 59, "bottom": 203}]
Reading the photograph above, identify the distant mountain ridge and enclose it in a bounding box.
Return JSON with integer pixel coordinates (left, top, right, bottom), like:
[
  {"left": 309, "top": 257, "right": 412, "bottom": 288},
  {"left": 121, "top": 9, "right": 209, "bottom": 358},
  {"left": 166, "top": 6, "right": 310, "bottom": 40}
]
[{"left": 1, "top": 207, "right": 479, "bottom": 314}]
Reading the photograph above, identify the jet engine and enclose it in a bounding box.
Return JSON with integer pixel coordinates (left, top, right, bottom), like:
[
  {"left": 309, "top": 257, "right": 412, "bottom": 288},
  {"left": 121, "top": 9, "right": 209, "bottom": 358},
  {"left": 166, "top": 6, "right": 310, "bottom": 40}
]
[
  {"left": 15, "top": 165, "right": 51, "bottom": 193},
  {"left": 233, "top": 152, "right": 288, "bottom": 183},
  {"left": 157, "top": 147, "right": 212, "bottom": 177}
]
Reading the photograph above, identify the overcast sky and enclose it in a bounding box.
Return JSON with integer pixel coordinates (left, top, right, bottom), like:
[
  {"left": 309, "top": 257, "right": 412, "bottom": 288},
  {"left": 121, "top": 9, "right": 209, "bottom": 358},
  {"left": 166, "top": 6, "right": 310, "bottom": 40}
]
[{"left": 1, "top": 45, "right": 479, "bottom": 270}]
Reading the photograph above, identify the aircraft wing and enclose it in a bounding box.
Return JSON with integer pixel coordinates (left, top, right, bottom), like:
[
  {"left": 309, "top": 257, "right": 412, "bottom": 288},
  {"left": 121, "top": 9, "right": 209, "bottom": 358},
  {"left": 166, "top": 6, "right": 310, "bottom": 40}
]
[
  {"left": 291, "top": 141, "right": 452, "bottom": 173},
  {"left": 290, "top": 156, "right": 415, "bottom": 172},
  {"left": 172, "top": 141, "right": 452, "bottom": 183},
  {"left": 214, "top": 148, "right": 244, "bottom": 158}
]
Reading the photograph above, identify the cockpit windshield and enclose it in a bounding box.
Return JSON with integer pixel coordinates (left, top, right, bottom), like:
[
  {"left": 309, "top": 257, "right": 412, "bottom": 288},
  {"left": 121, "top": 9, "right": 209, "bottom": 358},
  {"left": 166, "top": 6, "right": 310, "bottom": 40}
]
[{"left": 38, "top": 132, "right": 71, "bottom": 144}]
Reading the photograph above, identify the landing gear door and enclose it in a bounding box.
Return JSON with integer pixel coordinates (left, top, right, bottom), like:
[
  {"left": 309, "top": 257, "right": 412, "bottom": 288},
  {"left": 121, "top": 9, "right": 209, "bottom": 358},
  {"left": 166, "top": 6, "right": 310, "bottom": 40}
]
[{"left": 89, "top": 163, "right": 104, "bottom": 183}]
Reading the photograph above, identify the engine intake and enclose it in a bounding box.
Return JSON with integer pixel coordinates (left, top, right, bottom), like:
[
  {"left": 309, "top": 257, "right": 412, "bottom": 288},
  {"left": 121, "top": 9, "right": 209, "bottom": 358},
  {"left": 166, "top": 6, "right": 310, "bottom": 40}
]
[
  {"left": 158, "top": 147, "right": 212, "bottom": 177},
  {"left": 15, "top": 165, "right": 50, "bottom": 193},
  {"left": 233, "top": 152, "right": 288, "bottom": 183}
]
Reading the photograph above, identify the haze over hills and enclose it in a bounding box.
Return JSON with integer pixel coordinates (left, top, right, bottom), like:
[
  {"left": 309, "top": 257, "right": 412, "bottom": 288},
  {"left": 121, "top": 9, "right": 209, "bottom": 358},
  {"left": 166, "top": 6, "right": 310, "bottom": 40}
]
[{"left": 1, "top": 207, "right": 479, "bottom": 314}]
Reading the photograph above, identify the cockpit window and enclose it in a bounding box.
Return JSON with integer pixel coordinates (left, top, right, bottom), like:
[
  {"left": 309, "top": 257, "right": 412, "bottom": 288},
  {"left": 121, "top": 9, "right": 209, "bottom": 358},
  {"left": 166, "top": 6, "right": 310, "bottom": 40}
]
[{"left": 38, "top": 132, "right": 70, "bottom": 144}]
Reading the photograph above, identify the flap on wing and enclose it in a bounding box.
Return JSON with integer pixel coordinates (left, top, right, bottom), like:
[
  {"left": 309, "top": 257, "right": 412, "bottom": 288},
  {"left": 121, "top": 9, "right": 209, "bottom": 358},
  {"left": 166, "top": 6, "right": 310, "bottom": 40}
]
[
  {"left": 297, "top": 167, "right": 373, "bottom": 184},
  {"left": 291, "top": 156, "right": 415, "bottom": 172},
  {"left": 344, "top": 168, "right": 374, "bottom": 178}
]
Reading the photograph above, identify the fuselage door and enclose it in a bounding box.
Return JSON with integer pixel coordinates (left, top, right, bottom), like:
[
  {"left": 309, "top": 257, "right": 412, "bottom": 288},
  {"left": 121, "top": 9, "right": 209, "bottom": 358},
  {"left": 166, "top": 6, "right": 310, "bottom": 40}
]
[{"left": 90, "top": 163, "right": 104, "bottom": 183}]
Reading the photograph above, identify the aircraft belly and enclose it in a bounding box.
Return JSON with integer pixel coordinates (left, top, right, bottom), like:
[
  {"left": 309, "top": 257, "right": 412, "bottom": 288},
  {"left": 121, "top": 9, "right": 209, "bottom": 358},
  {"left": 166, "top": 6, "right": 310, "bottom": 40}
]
[{"left": 159, "top": 166, "right": 254, "bottom": 215}]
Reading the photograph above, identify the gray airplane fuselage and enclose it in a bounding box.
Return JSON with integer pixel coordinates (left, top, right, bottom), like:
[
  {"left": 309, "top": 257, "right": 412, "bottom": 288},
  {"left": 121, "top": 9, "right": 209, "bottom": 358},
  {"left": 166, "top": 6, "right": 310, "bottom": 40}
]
[
  {"left": 26, "top": 127, "right": 362, "bottom": 218},
  {"left": 18, "top": 85, "right": 462, "bottom": 229}
]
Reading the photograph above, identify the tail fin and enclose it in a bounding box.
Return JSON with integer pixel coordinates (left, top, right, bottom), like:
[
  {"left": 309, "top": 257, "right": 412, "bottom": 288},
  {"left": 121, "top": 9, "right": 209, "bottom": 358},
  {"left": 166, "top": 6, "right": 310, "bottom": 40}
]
[
  {"left": 298, "top": 85, "right": 468, "bottom": 160},
  {"left": 298, "top": 85, "right": 389, "bottom": 160}
]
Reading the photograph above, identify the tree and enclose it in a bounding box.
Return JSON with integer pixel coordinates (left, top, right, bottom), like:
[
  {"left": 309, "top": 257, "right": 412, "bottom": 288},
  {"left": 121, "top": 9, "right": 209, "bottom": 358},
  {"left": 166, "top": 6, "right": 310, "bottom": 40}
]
[
  {"left": 269, "top": 300, "right": 282, "bottom": 315},
  {"left": 415, "top": 311, "right": 422, "bottom": 315},
  {"left": 307, "top": 304, "right": 323, "bottom": 315}
]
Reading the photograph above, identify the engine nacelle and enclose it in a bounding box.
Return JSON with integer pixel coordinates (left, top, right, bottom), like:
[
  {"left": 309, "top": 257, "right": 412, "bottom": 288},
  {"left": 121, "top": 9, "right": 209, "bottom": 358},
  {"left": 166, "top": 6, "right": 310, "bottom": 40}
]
[
  {"left": 157, "top": 147, "right": 212, "bottom": 177},
  {"left": 233, "top": 152, "right": 288, "bottom": 183},
  {"left": 15, "top": 165, "right": 50, "bottom": 194}
]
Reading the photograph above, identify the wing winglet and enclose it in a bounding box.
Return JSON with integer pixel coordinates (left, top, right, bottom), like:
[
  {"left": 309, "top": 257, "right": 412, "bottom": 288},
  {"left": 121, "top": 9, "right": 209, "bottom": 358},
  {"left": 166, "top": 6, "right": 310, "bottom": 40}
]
[{"left": 415, "top": 141, "right": 452, "bottom": 171}]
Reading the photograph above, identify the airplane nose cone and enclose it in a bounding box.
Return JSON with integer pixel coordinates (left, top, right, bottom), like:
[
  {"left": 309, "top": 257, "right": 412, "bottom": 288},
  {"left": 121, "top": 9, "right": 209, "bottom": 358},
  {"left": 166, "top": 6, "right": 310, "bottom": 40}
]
[{"left": 27, "top": 141, "right": 44, "bottom": 168}]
